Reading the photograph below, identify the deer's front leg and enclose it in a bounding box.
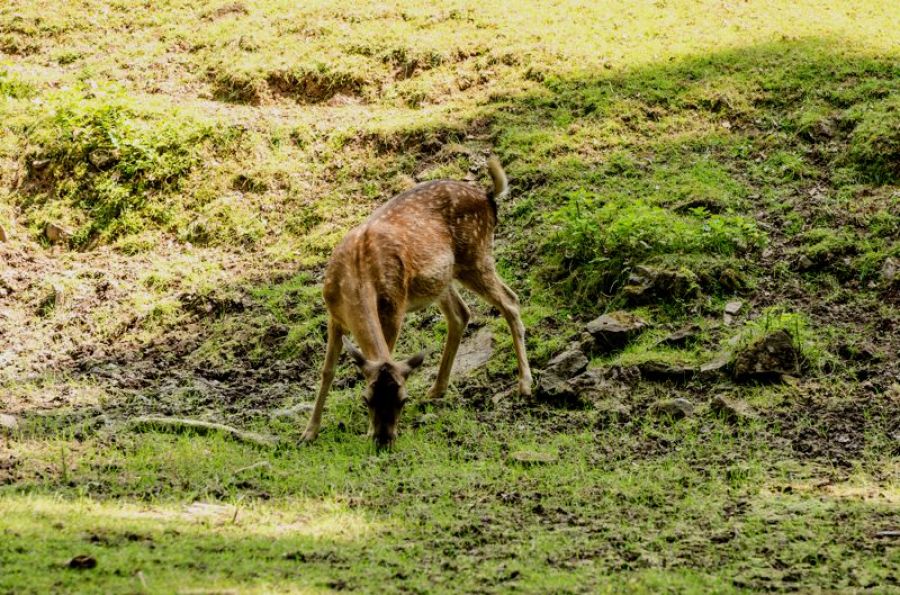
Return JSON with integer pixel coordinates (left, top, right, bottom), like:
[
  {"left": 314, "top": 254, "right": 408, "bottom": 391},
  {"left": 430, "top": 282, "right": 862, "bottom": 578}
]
[
  {"left": 302, "top": 319, "right": 343, "bottom": 442},
  {"left": 428, "top": 287, "right": 470, "bottom": 399}
]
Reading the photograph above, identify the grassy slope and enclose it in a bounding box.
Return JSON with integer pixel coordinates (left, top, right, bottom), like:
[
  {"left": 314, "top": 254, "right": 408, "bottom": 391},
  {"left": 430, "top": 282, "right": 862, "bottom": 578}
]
[{"left": 1, "top": 1, "right": 899, "bottom": 593}]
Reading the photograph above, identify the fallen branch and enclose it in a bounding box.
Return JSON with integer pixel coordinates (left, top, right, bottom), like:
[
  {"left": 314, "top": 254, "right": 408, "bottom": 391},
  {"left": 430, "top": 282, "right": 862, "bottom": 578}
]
[{"left": 126, "top": 416, "right": 279, "bottom": 447}]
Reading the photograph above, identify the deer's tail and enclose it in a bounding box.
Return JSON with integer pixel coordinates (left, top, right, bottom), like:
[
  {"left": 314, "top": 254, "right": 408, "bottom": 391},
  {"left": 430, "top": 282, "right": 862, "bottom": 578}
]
[{"left": 486, "top": 156, "right": 508, "bottom": 218}]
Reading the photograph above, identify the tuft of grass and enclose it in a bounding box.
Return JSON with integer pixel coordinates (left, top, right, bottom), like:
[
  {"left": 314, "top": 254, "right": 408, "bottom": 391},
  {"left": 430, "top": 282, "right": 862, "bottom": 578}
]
[
  {"left": 727, "top": 307, "right": 836, "bottom": 373},
  {"left": 544, "top": 192, "right": 766, "bottom": 305},
  {"left": 0, "top": 67, "right": 34, "bottom": 98},
  {"left": 847, "top": 93, "right": 900, "bottom": 183}
]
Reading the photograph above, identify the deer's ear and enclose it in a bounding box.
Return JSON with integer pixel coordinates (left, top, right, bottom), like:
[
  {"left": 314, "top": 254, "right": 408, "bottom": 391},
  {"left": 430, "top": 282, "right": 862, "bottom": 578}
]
[
  {"left": 402, "top": 351, "right": 426, "bottom": 377},
  {"left": 342, "top": 336, "right": 369, "bottom": 369}
]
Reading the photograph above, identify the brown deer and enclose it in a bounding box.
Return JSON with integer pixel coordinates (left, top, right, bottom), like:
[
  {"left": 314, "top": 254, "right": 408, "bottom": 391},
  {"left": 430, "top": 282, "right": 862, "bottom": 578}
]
[{"left": 301, "top": 156, "right": 532, "bottom": 448}]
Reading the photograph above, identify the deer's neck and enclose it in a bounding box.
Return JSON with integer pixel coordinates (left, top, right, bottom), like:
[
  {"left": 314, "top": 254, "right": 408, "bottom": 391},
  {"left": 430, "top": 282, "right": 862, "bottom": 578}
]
[{"left": 350, "top": 282, "right": 392, "bottom": 361}]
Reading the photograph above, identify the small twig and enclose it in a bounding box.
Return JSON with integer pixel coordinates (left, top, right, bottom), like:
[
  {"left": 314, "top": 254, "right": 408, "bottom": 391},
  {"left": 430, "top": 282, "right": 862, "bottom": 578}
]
[
  {"left": 233, "top": 461, "right": 272, "bottom": 474},
  {"left": 126, "top": 416, "right": 279, "bottom": 447}
]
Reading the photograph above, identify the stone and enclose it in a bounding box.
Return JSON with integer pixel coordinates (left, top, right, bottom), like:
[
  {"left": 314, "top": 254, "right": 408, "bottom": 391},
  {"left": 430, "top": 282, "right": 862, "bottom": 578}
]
[
  {"left": 882, "top": 257, "right": 898, "bottom": 283},
  {"left": 622, "top": 266, "right": 700, "bottom": 305},
  {"left": 0, "top": 413, "right": 18, "bottom": 433},
  {"left": 585, "top": 311, "right": 647, "bottom": 353},
  {"left": 710, "top": 395, "right": 756, "bottom": 423},
  {"left": 731, "top": 330, "right": 800, "bottom": 381},
  {"left": 508, "top": 450, "right": 558, "bottom": 466},
  {"left": 544, "top": 348, "right": 588, "bottom": 379},
  {"left": 698, "top": 356, "right": 730, "bottom": 379},
  {"left": 657, "top": 324, "right": 700, "bottom": 347},
  {"left": 637, "top": 361, "right": 695, "bottom": 383},
  {"left": 567, "top": 368, "right": 608, "bottom": 393},
  {"left": 44, "top": 222, "right": 71, "bottom": 244},
  {"left": 534, "top": 373, "right": 583, "bottom": 409},
  {"left": 67, "top": 555, "right": 97, "bottom": 570},
  {"left": 452, "top": 327, "right": 494, "bottom": 377},
  {"left": 724, "top": 300, "right": 744, "bottom": 325},
  {"left": 651, "top": 398, "right": 694, "bottom": 419},
  {"left": 724, "top": 300, "right": 743, "bottom": 315},
  {"left": 88, "top": 148, "right": 119, "bottom": 170}
]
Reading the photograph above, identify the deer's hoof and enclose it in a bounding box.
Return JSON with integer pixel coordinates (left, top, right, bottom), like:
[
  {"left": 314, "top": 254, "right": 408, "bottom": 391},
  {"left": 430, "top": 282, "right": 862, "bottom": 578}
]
[
  {"left": 426, "top": 385, "right": 447, "bottom": 400},
  {"left": 518, "top": 378, "right": 533, "bottom": 397}
]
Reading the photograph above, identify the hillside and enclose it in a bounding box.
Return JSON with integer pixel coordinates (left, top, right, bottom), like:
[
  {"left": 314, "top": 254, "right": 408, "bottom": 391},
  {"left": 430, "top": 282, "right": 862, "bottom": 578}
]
[{"left": 1, "top": 1, "right": 898, "bottom": 592}]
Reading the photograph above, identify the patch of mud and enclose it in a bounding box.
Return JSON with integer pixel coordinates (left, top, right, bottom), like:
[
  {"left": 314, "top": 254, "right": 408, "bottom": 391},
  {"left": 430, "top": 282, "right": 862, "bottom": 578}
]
[{"left": 1, "top": 237, "right": 316, "bottom": 424}]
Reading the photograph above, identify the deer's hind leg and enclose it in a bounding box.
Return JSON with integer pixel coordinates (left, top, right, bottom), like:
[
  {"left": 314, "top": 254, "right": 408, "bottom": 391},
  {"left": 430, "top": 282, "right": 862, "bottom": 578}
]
[
  {"left": 302, "top": 317, "right": 343, "bottom": 442},
  {"left": 428, "top": 286, "right": 471, "bottom": 399},
  {"left": 459, "top": 265, "right": 532, "bottom": 396}
]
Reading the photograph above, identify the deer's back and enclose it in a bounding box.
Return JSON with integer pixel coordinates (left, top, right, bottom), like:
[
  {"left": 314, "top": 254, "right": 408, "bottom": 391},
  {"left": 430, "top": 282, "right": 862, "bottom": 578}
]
[{"left": 323, "top": 180, "right": 496, "bottom": 317}]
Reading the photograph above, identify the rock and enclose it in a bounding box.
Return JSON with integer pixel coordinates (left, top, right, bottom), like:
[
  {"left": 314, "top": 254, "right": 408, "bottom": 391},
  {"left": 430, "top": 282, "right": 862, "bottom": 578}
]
[
  {"left": 724, "top": 300, "right": 744, "bottom": 315},
  {"left": 508, "top": 450, "right": 558, "bottom": 466},
  {"left": 882, "top": 257, "right": 898, "bottom": 283},
  {"left": 544, "top": 348, "right": 588, "bottom": 379},
  {"left": 0, "top": 413, "right": 18, "bottom": 433},
  {"left": 731, "top": 330, "right": 800, "bottom": 381},
  {"left": 724, "top": 300, "right": 744, "bottom": 325},
  {"left": 698, "top": 356, "right": 730, "bottom": 379},
  {"left": 710, "top": 395, "right": 756, "bottom": 423},
  {"left": 452, "top": 327, "right": 494, "bottom": 377},
  {"left": 657, "top": 324, "right": 700, "bottom": 347},
  {"left": 67, "top": 555, "right": 97, "bottom": 570},
  {"left": 28, "top": 157, "right": 50, "bottom": 172},
  {"left": 637, "top": 361, "right": 695, "bottom": 383},
  {"left": 535, "top": 366, "right": 608, "bottom": 409},
  {"left": 567, "top": 369, "right": 608, "bottom": 394},
  {"left": 607, "top": 364, "right": 641, "bottom": 384},
  {"left": 651, "top": 398, "right": 694, "bottom": 419},
  {"left": 88, "top": 148, "right": 119, "bottom": 170},
  {"left": 622, "top": 266, "right": 700, "bottom": 304},
  {"left": 585, "top": 311, "right": 647, "bottom": 353},
  {"left": 44, "top": 222, "right": 71, "bottom": 244},
  {"left": 534, "top": 373, "right": 583, "bottom": 409}
]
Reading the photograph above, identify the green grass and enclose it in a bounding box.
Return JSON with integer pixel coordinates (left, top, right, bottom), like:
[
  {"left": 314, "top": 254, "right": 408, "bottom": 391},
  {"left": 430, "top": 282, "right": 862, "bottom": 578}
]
[
  {"left": 2, "top": 0, "right": 899, "bottom": 592},
  {"left": 4, "top": 410, "right": 898, "bottom": 593}
]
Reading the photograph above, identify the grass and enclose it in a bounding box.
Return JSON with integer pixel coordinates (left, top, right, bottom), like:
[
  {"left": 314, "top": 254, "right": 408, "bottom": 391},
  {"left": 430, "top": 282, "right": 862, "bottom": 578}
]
[
  {"left": 2, "top": 0, "right": 899, "bottom": 593},
  {"left": 4, "top": 412, "right": 898, "bottom": 593}
]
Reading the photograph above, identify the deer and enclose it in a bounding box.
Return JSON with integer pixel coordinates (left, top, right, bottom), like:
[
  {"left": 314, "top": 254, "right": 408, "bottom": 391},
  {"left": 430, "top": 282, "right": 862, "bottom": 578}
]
[{"left": 301, "top": 155, "right": 532, "bottom": 449}]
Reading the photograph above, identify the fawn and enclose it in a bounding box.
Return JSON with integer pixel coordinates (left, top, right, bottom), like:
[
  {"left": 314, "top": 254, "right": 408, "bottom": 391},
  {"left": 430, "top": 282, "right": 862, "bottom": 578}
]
[{"left": 302, "top": 156, "right": 532, "bottom": 448}]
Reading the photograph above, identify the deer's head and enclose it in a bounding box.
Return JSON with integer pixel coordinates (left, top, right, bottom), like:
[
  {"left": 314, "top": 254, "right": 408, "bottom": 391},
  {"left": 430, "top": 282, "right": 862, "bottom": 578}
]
[{"left": 343, "top": 337, "right": 425, "bottom": 449}]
